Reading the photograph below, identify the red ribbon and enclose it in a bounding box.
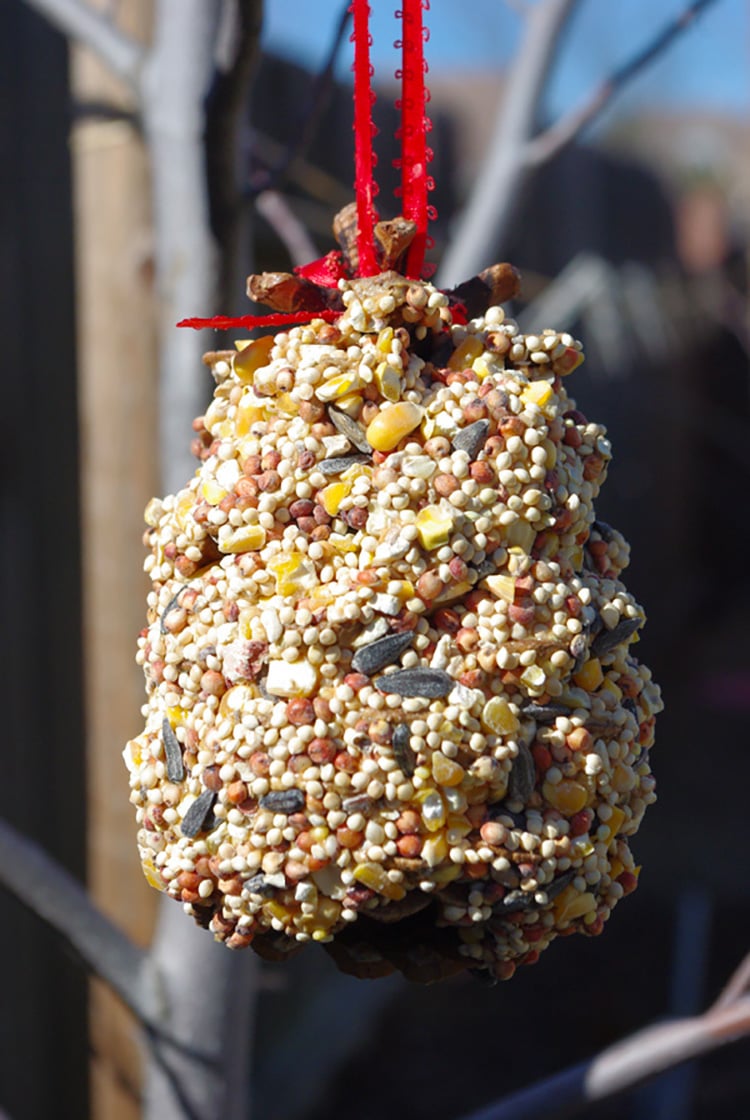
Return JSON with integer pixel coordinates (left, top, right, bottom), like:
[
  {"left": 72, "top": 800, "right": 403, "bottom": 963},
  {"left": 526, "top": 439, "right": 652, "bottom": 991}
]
[
  {"left": 350, "top": 0, "right": 379, "bottom": 276},
  {"left": 177, "top": 310, "right": 341, "bottom": 331},
  {"left": 398, "top": 0, "right": 433, "bottom": 278}
]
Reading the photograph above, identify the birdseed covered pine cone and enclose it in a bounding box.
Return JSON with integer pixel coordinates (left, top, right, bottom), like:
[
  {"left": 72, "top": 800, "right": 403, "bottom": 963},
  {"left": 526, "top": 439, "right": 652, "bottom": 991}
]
[{"left": 125, "top": 258, "right": 661, "bottom": 984}]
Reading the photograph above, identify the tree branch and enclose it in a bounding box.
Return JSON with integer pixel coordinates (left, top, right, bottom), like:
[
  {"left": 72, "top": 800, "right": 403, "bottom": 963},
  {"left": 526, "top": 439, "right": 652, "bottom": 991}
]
[
  {"left": 248, "top": 0, "right": 352, "bottom": 196},
  {"left": 255, "top": 190, "right": 319, "bottom": 267},
  {"left": 526, "top": 0, "right": 722, "bottom": 167},
  {"left": 437, "top": 0, "right": 581, "bottom": 286},
  {"left": 0, "top": 817, "right": 159, "bottom": 1027},
  {"left": 458, "top": 960, "right": 750, "bottom": 1120},
  {"left": 22, "top": 0, "right": 144, "bottom": 89}
]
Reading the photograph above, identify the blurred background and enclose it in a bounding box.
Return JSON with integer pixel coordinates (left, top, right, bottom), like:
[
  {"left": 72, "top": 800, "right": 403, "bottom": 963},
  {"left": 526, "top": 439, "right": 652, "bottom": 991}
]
[{"left": 2, "top": 0, "right": 749, "bottom": 1117}]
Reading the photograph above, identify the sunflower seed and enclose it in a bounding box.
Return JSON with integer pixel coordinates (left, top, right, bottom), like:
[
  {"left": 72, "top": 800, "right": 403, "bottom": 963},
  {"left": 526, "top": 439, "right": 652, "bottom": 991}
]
[
  {"left": 159, "top": 590, "right": 183, "bottom": 634},
  {"left": 392, "top": 723, "right": 415, "bottom": 776},
  {"left": 569, "top": 633, "right": 588, "bottom": 672},
  {"left": 591, "top": 617, "right": 641, "bottom": 658},
  {"left": 488, "top": 803, "right": 526, "bottom": 828},
  {"left": 500, "top": 889, "right": 533, "bottom": 913},
  {"left": 259, "top": 789, "right": 305, "bottom": 814},
  {"left": 544, "top": 869, "right": 576, "bottom": 901},
  {"left": 161, "top": 718, "right": 184, "bottom": 782},
  {"left": 181, "top": 790, "right": 216, "bottom": 838},
  {"left": 342, "top": 794, "right": 373, "bottom": 814},
  {"left": 352, "top": 630, "right": 414, "bottom": 676},
  {"left": 507, "top": 742, "right": 535, "bottom": 803},
  {"left": 319, "top": 453, "right": 371, "bottom": 476},
  {"left": 452, "top": 419, "right": 490, "bottom": 459},
  {"left": 374, "top": 668, "right": 453, "bottom": 698},
  {"left": 329, "top": 407, "right": 372, "bottom": 454},
  {"left": 593, "top": 519, "right": 615, "bottom": 542},
  {"left": 243, "top": 873, "right": 276, "bottom": 898},
  {"left": 522, "top": 703, "right": 567, "bottom": 723}
]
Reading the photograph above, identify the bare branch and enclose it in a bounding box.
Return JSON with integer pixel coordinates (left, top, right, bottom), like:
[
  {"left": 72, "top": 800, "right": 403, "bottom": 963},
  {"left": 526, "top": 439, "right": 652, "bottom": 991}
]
[
  {"left": 255, "top": 190, "right": 319, "bottom": 267},
  {"left": 437, "top": 0, "right": 581, "bottom": 286},
  {"left": 248, "top": 0, "right": 352, "bottom": 196},
  {"left": 22, "top": 0, "right": 144, "bottom": 89},
  {"left": 459, "top": 987, "right": 750, "bottom": 1120},
  {"left": 0, "top": 817, "right": 159, "bottom": 1027},
  {"left": 526, "top": 0, "right": 722, "bottom": 167},
  {"left": 206, "top": 0, "right": 264, "bottom": 308},
  {"left": 713, "top": 950, "right": 750, "bottom": 1011}
]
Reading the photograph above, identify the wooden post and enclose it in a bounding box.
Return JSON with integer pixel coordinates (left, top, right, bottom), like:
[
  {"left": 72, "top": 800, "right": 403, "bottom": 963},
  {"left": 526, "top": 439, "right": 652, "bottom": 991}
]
[{"left": 71, "top": 5, "right": 158, "bottom": 1116}]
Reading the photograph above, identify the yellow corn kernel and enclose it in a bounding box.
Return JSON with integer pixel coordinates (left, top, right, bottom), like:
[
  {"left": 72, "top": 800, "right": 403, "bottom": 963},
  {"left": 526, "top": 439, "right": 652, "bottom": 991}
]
[
  {"left": 431, "top": 862, "right": 461, "bottom": 884},
  {"left": 415, "top": 504, "right": 454, "bottom": 550},
  {"left": 571, "top": 838, "right": 595, "bottom": 858},
  {"left": 123, "top": 738, "right": 142, "bottom": 770},
  {"left": 611, "top": 763, "right": 636, "bottom": 794},
  {"left": 445, "top": 814, "right": 472, "bottom": 839},
  {"left": 233, "top": 334, "right": 275, "bottom": 383},
  {"left": 264, "top": 900, "right": 292, "bottom": 924},
  {"left": 521, "top": 379, "right": 554, "bottom": 411},
  {"left": 352, "top": 862, "right": 406, "bottom": 900},
  {"left": 174, "top": 490, "right": 195, "bottom": 529},
  {"left": 609, "top": 857, "right": 624, "bottom": 880},
  {"left": 600, "top": 806, "right": 626, "bottom": 845},
  {"left": 218, "top": 524, "right": 267, "bottom": 554},
  {"left": 201, "top": 479, "right": 228, "bottom": 506},
  {"left": 315, "top": 371, "right": 363, "bottom": 402},
  {"left": 422, "top": 834, "right": 449, "bottom": 868},
  {"left": 553, "top": 887, "right": 596, "bottom": 924},
  {"left": 267, "top": 552, "right": 317, "bottom": 595},
  {"left": 144, "top": 497, "right": 163, "bottom": 528},
  {"left": 543, "top": 779, "right": 588, "bottom": 815},
  {"left": 484, "top": 574, "right": 516, "bottom": 602},
  {"left": 573, "top": 658, "right": 604, "bottom": 692},
  {"left": 570, "top": 546, "right": 584, "bottom": 570},
  {"left": 235, "top": 391, "right": 268, "bottom": 436},
  {"left": 481, "top": 697, "right": 520, "bottom": 735},
  {"left": 274, "top": 392, "right": 298, "bottom": 415},
  {"left": 141, "top": 859, "right": 166, "bottom": 892},
  {"left": 543, "top": 439, "right": 557, "bottom": 469},
  {"left": 555, "top": 346, "right": 584, "bottom": 376},
  {"left": 375, "top": 361, "right": 402, "bottom": 402},
  {"left": 366, "top": 401, "right": 424, "bottom": 451},
  {"left": 537, "top": 532, "right": 560, "bottom": 559},
  {"left": 601, "top": 678, "right": 623, "bottom": 702},
  {"left": 166, "top": 706, "right": 183, "bottom": 728},
  {"left": 376, "top": 326, "right": 394, "bottom": 353},
  {"left": 432, "top": 754, "right": 465, "bottom": 787},
  {"left": 471, "top": 357, "right": 492, "bottom": 379},
  {"left": 331, "top": 391, "right": 363, "bottom": 417},
  {"left": 448, "top": 336, "right": 484, "bottom": 371},
  {"left": 520, "top": 665, "right": 546, "bottom": 689},
  {"left": 319, "top": 479, "right": 352, "bottom": 516},
  {"left": 340, "top": 462, "right": 371, "bottom": 483},
  {"left": 504, "top": 519, "right": 536, "bottom": 552},
  {"left": 418, "top": 789, "right": 447, "bottom": 832},
  {"left": 219, "top": 684, "right": 257, "bottom": 720}
]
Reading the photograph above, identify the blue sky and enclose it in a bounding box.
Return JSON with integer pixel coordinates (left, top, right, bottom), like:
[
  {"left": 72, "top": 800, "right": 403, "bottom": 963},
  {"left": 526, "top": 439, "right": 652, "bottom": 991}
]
[{"left": 261, "top": 0, "right": 748, "bottom": 125}]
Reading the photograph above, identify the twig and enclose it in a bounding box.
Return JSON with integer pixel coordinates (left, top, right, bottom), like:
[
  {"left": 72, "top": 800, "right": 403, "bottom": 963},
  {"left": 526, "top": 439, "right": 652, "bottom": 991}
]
[
  {"left": 458, "top": 977, "right": 750, "bottom": 1120},
  {"left": 713, "top": 950, "right": 750, "bottom": 1011},
  {"left": 255, "top": 190, "right": 319, "bottom": 267},
  {"left": 0, "top": 817, "right": 158, "bottom": 1028},
  {"left": 248, "top": 0, "right": 352, "bottom": 196},
  {"left": 437, "top": 0, "right": 581, "bottom": 286},
  {"left": 526, "top": 0, "right": 722, "bottom": 166},
  {"left": 206, "top": 0, "right": 264, "bottom": 308},
  {"left": 22, "top": 0, "right": 143, "bottom": 88}
]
